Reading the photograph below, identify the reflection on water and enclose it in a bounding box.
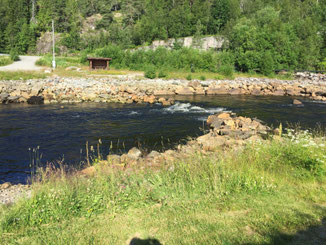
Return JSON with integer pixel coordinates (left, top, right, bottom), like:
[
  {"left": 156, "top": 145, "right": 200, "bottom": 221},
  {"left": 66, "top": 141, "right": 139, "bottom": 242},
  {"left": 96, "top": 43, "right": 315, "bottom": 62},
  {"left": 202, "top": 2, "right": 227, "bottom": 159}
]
[{"left": 0, "top": 95, "right": 326, "bottom": 184}]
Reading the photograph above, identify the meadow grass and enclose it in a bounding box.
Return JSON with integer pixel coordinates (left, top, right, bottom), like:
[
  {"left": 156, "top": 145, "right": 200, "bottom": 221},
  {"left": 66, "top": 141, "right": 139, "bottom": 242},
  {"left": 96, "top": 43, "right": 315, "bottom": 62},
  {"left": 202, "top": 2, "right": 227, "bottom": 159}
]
[
  {"left": 36, "top": 54, "right": 83, "bottom": 68},
  {"left": 0, "top": 56, "right": 13, "bottom": 67},
  {"left": 52, "top": 67, "right": 130, "bottom": 78},
  {"left": 0, "top": 130, "right": 325, "bottom": 244},
  {"left": 0, "top": 71, "right": 47, "bottom": 80}
]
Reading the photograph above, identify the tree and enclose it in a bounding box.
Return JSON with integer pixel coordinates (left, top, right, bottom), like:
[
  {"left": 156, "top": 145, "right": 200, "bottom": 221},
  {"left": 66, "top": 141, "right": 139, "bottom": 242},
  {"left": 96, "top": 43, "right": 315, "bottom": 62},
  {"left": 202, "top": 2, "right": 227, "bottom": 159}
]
[{"left": 209, "top": 0, "right": 231, "bottom": 34}]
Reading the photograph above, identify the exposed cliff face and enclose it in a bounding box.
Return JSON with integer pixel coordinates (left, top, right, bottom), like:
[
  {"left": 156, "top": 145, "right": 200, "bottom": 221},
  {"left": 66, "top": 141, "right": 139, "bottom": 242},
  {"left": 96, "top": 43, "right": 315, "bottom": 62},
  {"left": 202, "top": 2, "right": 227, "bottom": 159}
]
[
  {"left": 36, "top": 14, "right": 103, "bottom": 55},
  {"left": 36, "top": 32, "right": 66, "bottom": 55},
  {"left": 133, "top": 36, "right": 227, "bottom": 52}
]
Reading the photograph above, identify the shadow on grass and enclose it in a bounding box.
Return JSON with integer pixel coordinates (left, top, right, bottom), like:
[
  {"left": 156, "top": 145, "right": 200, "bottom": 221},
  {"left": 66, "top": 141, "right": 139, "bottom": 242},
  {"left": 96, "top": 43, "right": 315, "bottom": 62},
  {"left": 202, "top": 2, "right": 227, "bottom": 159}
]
[
  {"left": 256, "top": 205, "right": 326, "bottom": 245},
  {"left": 129, "top": 237, "right": 162, "bottom": 245}
]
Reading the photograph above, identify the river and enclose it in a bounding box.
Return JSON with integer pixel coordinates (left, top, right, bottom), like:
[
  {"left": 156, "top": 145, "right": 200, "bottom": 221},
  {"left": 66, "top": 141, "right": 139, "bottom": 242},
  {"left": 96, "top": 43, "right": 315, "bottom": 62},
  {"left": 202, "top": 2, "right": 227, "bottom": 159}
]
[{"left": 1, "top": 95, "right": 326, "bottom": 184}]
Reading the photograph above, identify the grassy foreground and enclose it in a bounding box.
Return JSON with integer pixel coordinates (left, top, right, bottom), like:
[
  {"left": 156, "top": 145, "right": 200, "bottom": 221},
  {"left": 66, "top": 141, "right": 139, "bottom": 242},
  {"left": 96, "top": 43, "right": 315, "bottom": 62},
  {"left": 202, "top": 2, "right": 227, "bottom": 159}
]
[
  {"left": 0, "top": 56, "right": 13, "bottom": 67},
  {"left": 1, "top": 130, "right": 326, "bottom": 244},
  {"left": 0, "top": 71, "right": 47, "bottom": 81}
]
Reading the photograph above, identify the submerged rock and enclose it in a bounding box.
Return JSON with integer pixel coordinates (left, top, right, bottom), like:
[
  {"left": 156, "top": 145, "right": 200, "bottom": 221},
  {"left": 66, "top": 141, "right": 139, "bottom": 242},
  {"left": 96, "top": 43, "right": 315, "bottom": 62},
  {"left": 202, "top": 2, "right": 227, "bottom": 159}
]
[
  {"left": 27, "top": 96, "right": 44, "bottom": 105},
  {"left": 293, "top": 99, "right": 303, "bottom": 105}
]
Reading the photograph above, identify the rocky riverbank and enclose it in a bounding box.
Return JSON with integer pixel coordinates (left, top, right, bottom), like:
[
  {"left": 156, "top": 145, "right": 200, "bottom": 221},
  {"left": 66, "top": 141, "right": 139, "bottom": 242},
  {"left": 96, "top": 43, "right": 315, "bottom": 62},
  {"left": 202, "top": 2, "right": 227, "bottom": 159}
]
[
  {"left": 1, "top": 111, "right": 269, "bottom": 205},
  {"left": 81, "top": 112, "right": 270, "bottom": 175},
  {"left": 1, "top": 75, "right": 326, "bottom": 105},
  {"left": 0, "top": 182, "right": 31, "bottom": 205}
]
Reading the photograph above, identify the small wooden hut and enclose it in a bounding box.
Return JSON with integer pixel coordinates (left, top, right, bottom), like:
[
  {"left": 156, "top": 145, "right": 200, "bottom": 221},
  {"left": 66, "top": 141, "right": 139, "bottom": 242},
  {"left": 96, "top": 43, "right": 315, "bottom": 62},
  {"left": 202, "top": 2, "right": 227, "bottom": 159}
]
[{"left": 87, "top": 57, "right": 112, "bottom": 70}]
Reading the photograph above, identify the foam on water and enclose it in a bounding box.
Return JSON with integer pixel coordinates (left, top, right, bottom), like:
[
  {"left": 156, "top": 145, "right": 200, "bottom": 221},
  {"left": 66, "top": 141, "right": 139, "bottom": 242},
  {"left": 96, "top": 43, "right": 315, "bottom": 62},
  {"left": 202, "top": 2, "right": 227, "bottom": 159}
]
[
  {"left": 128, "top": 111, "right": 140, "bottom": 116},
  {"left": 163, "top": 102, "right": 226, "bottom": 114}
]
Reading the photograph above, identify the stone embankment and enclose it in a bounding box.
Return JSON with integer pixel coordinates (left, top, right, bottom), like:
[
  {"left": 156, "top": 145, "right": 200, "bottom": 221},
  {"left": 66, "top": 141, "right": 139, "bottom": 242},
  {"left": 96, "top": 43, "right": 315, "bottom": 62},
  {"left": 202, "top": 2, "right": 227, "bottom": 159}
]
[{"left": 1, "top": 76, "right": 326, "bottom": 105}]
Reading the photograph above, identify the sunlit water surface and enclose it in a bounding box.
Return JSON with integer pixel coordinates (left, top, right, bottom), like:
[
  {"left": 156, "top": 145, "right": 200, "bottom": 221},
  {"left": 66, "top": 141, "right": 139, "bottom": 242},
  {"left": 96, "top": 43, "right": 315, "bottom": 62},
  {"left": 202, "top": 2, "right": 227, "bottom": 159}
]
[{"left": 1, "top": 95, "right": 326, "bottom": 183}]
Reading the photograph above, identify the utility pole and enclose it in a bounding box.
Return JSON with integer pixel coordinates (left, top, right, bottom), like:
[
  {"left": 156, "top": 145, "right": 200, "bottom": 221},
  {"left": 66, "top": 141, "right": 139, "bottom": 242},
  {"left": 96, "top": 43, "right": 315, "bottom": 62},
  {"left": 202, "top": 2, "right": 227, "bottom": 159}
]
[
  {"left": 52, "top": 20, "right": 56, "bottom": 69},
  {"left": 31, "top": 0, "right": 36, "bottom": 24}
]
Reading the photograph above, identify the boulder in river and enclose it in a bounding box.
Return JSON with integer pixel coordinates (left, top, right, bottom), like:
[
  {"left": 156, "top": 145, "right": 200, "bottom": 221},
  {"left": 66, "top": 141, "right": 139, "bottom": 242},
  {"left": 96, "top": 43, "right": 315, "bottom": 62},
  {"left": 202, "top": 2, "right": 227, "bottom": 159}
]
[
  {"left": 27, "top": 96, "right": 44, "bottom": 105},
  {"left": 293, "top": 99, "right": 303, "bottom": 105}
]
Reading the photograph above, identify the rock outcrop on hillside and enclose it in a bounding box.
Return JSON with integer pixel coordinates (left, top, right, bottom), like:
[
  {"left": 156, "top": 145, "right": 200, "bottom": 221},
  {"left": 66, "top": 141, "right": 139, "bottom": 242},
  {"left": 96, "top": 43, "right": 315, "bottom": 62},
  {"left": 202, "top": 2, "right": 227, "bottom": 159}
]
[
  {"left": 132, "top": 36, "right": 227, "bottom": 51},
  {"left": 36, "top": 32, "right": 67, "bottom": 55}
]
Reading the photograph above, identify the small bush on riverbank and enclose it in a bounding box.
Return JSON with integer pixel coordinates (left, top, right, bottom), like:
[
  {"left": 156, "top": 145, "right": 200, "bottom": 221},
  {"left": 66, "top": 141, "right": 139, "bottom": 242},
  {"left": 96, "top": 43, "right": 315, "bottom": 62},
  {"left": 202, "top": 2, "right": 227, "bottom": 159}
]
[
  {"left": 158, "top": 70, "right": 167, "bottom": 78},
  {"left": 0, "top": 56, "right": 13, "bottom": 66},
  {"left": 9, "top": 49, "right": 20, "bottom": 62},
  {"left": 144, "top": 66, "right": 157, "bottom": 79},
  {"left": 218, "top": 64, "right": 234, "bottom": 79},
  {"left": 1, "top": 130, "right": 326, "bottom": 244}
]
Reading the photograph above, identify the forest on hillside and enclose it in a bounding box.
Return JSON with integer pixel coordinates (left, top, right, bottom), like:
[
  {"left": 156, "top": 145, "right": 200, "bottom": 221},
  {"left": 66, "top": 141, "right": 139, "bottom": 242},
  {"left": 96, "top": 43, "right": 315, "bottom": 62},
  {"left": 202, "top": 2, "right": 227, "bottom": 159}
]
[{"left": 0, "top": 0, "right": 325, "bottom": 73}]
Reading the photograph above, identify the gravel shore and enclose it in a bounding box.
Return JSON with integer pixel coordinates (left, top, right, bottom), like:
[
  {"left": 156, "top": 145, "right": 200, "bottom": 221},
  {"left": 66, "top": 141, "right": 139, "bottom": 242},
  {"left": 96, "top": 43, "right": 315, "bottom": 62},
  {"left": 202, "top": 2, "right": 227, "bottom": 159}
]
[
  {"left": 0, "top": 183, "right": 31, "bottom": 205},
  {"left": 1, "top": 73, "right": 326, "bottom": 105}
]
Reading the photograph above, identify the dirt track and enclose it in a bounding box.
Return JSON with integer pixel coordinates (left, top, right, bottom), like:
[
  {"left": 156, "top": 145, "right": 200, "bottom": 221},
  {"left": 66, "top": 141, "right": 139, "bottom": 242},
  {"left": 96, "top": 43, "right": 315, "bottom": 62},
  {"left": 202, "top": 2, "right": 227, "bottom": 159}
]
[{"left": 0, "top": 55, "right": 42, "bottom": 71}]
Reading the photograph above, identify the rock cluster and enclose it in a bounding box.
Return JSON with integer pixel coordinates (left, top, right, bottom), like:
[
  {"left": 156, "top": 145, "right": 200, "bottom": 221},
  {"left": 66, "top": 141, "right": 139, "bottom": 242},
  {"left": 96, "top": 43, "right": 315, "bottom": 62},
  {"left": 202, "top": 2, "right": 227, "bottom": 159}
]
[
  {"left": 197, "top": 113, "right": 269, "bottom": 151},
  {"left": 1, "top": 76, "right": 326, "bottom": 105},
  {"left": 295, "top": 72, "right": 326, "bottom": 82}
]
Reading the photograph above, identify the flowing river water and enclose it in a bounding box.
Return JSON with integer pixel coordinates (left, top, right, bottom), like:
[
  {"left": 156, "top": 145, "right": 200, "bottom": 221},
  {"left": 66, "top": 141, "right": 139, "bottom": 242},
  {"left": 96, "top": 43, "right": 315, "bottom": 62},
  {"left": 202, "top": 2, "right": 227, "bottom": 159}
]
[{"left": 1, "top": 95, "right": 326, "bottom": 184}]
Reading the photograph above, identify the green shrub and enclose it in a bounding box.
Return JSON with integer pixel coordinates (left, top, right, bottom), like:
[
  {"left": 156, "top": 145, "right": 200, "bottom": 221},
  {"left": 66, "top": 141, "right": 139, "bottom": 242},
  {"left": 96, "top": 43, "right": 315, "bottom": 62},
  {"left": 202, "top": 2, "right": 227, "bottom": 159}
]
[
  {"left": 190, "top": 64, "right": 196, "bottom": 73},
  {"left": 186, "top": 74, "right": 192, "bottom": 80},
  {"left": 158, "top": 70, "right": 168, "bottom": 78},
  {"left": 35, "top": 58, "right": 47, "bottom": 66},
  {"left": 0, "top": 56, "right": 13, "bottom": 66},
  {"left": 144, "top": 66, "right": 157, "bottom": 79},
  {"left": 199, "top": 75, "right": 206, "bottom": 81},
  {"left": 79, "top": 52, "right": 89, "bottom": 64},
  {"left": 10, "top": 49, "right": 20, "bottom": 61},
  {"left": 218, "top": 64, "right": 234, "bottom": 78},
  {"left": 260, "top": 51, "right": 274, "bottom": 76},
  {"left": 317, "top": 59, "right": 326, "bottom": 71}
]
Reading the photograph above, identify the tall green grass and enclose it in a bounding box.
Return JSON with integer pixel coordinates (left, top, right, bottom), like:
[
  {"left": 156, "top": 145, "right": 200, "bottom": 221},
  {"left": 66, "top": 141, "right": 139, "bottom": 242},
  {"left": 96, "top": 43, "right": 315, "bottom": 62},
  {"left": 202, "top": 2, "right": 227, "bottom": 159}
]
[
  {"left": 0, "top": 71, "right": 47, "bottom": 80},
  {"left": 1, "top": 130, "right": 325, "bottom": 244},
  {"left": 36, "top": 54, "right": 84, "bottom": 68},
  {"left": 0, "top": 56, "right": 13, "bottom": 67}
]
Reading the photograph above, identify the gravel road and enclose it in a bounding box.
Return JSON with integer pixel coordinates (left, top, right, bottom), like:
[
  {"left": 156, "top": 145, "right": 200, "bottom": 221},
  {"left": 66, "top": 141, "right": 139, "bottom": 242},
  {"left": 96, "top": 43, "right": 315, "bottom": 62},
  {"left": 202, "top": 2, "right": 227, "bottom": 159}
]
[{"left": 0, "top": 55, "right": 43, "bottom": 71}]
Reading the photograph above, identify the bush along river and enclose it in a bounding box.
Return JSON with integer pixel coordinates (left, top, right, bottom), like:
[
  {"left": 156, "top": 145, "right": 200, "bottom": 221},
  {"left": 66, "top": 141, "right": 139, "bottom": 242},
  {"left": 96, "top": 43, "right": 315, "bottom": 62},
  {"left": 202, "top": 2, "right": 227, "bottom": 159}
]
[{"left": 1, "top": 94, "right": 326, "bottom": 184}]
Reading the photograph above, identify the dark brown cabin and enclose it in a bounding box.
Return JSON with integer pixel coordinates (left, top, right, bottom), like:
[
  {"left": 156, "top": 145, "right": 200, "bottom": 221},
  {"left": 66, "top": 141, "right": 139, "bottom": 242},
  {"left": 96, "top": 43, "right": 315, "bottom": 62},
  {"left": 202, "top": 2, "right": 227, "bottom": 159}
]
[{"left": 87, "top": 57, "right": 112, "bottom": 70}]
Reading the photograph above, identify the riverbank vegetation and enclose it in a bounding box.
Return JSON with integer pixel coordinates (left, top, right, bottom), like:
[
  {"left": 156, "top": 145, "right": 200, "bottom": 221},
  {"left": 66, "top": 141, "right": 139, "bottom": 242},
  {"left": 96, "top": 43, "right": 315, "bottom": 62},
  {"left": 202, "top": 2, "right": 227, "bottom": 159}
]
[
  {"left": 0, "top": 71, "right": 47, "bottom": 81},
  {"left": 0, "top": 56, "right": 13, "bottom": 67},
  {"left": 35, "top": 51, "right": 294, "bottom": 81},
  {"left": 1, "top": 129, "right": 326, "bottom": 244},
  {"left": 0, "top": 0, "right": 325, "bottom": 75}
]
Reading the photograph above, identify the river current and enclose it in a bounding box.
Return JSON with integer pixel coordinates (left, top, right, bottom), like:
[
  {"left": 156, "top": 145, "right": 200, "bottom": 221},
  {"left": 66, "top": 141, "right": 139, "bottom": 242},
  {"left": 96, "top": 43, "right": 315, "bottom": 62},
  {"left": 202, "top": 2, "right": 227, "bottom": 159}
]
[{"left": 1, "top": 95, "right": 326, "bottom": 184}]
